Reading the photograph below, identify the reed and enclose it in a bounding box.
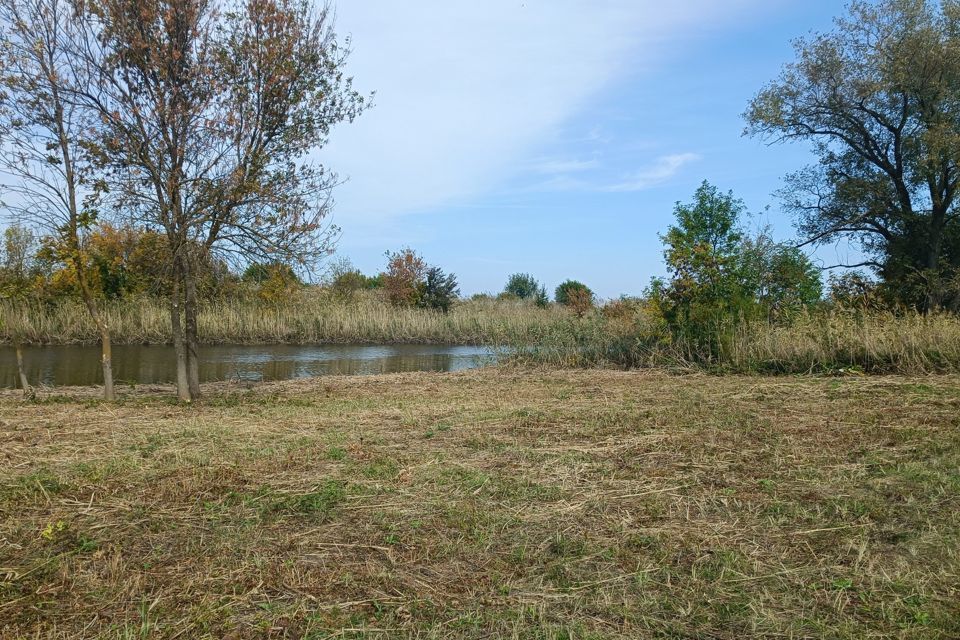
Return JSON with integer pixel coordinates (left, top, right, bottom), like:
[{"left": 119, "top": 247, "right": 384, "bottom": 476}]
[
  {"left": 506, "top": 308, "right": 960, "bottom": 375},
  {"left": 5, "top": 293, "right": 960, "bottom": 374},
  {"left": 0, "top": 291, "right": 566, "bottom": 346}
]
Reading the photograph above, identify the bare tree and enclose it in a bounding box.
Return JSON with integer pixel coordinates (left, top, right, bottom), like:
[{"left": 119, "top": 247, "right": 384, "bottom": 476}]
[
  {"left": 67, "top": 0, "right": 366, "bottom": 401},
  {"left": 0, "top": 0, "right": 116, "bottom": 399}
]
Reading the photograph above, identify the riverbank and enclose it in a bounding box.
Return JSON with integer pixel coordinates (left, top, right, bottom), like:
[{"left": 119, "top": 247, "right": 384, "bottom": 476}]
[
  {"left": 6, "top": 296, "right": 960, "bottom": 377},
  {"left": 3, "top": 369, "right": 958, "bottom": 637}
]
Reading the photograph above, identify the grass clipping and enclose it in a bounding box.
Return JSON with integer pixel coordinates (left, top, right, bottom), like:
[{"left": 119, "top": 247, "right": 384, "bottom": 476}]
[{"left": 1, "top": 369, "right": 959, "bottom": 638}]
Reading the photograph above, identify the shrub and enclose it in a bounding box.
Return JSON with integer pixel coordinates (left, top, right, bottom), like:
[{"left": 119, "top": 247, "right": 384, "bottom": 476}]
[
  {"left": 555, "top": 280, "right": 593, "bottom": 308},
  {"left": 383, "top": 248, "right": 427, "bottom": 307},
  {"left": 382, "top": 248, "right": 459, "bottom": 311},
  {"left": 504, "top": 273, "right": 549, "bottom": 307},
  {"left": 419, "top": 266, "right": 459, "bottom": 313},
  {"left": 330, "top": 270, "right": 368, "bottom": 297}
]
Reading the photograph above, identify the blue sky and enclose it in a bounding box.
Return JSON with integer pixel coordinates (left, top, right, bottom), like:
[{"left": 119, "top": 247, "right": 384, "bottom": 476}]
[{"left": 321, "top": 1, "right": 852, "bottom": 299}]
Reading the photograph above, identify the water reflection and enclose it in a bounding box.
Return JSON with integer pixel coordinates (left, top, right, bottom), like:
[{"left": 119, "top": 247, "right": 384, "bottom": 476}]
[{"left": 0, "top": 344, "right": 493, "bottom": 388}]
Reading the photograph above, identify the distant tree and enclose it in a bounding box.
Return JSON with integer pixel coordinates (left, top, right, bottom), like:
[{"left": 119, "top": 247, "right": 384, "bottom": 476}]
[
  {"left": 745, "top": 0, "right": 960, "bottom": 311},
  {"left": 555, "top": 280, "right": 594, "bottom": 314},
  {"left": 330, "top": 270, "right": 368, "bottom": 297},
  {"left": 242, "top": 262, "right": 301, "bottom": 303},
  {"left": 381, "top": 248, "right": 459, "bottom": 311},
  {"left": 827, "top": 272, "right": 883, "bottom": 310},
  {"left": 738, "top": 230, "right": 822, "bottom": 317},
  {"left": 566, "top": 287, "right": 594, "bottom": 318},
  {"left": 364, "top": 274, "right": 385, "bottom": 290},
  {"left": 0, "top": 226, "right": 39, "bottom": 393},
  {"left": 242, "top": 263, "right": 274, "bottom": 285},
  {"left": 383, "top": 248, "right": 427, "bottom": 307},
  {"left": 504, "top": 273, "right": 548, "bottom": 306},
  {"left": 255, "top": 265, "right": 303, "bottom": 305},
  {"left": 325, "top": 256, "right": 380, "bottom": 297},
  {"left": 0, "top": 0, "right": 117, "bottom": 399},
  {"left": 419, "top": 266, "right": 459, "bottom": 313},
  {"left": 0, "top": 226, "right": 38, "bottom": 294}
]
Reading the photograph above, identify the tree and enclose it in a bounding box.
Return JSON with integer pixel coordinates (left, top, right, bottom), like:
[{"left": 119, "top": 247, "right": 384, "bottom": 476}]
[
  {"left": 504, "top": 273, "right": 548, "bottom": 307},
  {"left": 655, "top": 182, "right": 821, "bottom": 355},
  {"left": 68, "top": 0, "right": 367, "bottom": 400},
  {"left": 503, "top": 273, "right": 548, "bottom": 306},
  {"left": 555, "top": 280, "right": 594, "bottom": 313},
  {"left": 382, "top": 248, "right": 427, "bottom": 307},
  {"left": 658, "top": 182, "right": 747, "bottom": 345},
  {"left": 738, "top": 230, "right": 822, "bottom": 317},
  {"left": 0, "top": 0, "right": 117, "bottom": 399},
  {"left": 0, "top": 226, "right": 39, "bottom": 393},
  {"left": 242, "top": 261, "right": 301, "bottom": 303},
  {"left": 324, "top": 256, "right": 380, "bottom": 297},
  {"left": 419, "top": 266, "right": 459, "bottom": 313},
  {"left": 745, "top": 0, "right": 960, "bottom": 311}
]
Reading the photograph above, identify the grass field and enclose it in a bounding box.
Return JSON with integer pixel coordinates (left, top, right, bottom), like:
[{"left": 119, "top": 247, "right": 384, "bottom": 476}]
[{"left": 2, "top": 368, "right": 959, "bottom": 638}]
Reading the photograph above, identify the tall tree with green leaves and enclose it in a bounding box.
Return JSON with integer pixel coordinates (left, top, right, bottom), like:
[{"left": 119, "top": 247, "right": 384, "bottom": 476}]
[
  {"left": 655, "top": 182, "right": 822, "bottom": 356},
  {"left": 0, "top": 0, "right": 117, "bottom": 399},
  {"left": 745, "top": 0, "right": 960, "bottom": 311},
  {"left": 658, "top": 181, "right": 746, "bottom": 350}
]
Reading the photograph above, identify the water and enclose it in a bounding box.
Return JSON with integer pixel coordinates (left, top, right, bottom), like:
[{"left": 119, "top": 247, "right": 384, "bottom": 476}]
[{"left": 0, "top": 343, "right": 494, "bottom": 388}]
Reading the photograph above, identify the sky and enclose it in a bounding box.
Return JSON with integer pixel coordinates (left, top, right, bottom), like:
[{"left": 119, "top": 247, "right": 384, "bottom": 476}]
[{"left": 320, "top": 1, "right": 851, "bottom": 299}]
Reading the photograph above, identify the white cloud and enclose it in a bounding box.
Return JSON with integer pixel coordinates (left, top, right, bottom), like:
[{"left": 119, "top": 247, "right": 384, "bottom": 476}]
[
  {"left": 603, "top": 152, "right": 702, "bottom": 192},
  {"left": 320, "top": 0, "right": 763, "bottom": 221}
]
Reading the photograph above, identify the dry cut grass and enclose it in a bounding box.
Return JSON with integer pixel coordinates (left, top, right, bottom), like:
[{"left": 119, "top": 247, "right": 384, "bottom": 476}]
[{"left": 1, "top": 369, "right": 959, "bottom": 638}]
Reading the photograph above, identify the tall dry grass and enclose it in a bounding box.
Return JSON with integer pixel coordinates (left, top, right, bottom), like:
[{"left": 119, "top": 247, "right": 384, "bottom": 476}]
[
  {"left": 4, "top": 292, "right": 960, "bottom": 374},
  {"left": 726, "top": 309, "right": 960, "bottom": 374},
  {"left": 0, "top": 291, "right": 566, "bottom": 346},
  {"left": 507, "top": 308, "right": 960, "bottom": 374}
]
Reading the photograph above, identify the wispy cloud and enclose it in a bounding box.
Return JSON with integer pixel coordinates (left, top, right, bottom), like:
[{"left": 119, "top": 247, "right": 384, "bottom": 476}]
[
  {"left": 322, "top": 1, "right": 763, "bottom": 222},
  {"left": 603, "top": 153, "right": 702, "bottom": 192},
  {"left": 523, "top": 152, "right": 700, "bottom": 193},
  {"left": 529, "top": 158, "right": 600, "bottom": 175}
]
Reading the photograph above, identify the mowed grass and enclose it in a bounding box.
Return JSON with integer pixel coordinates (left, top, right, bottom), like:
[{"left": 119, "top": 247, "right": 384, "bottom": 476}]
[{"left": 1, "top": 369, "right": 959, "bottom": 638}]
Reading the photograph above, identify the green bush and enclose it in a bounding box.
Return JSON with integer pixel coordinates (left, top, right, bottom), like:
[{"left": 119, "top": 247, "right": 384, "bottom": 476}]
[
  {"left": 418, "top": 266, "right": 459, "bottom": 313},
  {"left": 555, "top": 280, "right": 593, "bottom": 307},
  {"left": 504, "top": 273, "right": 549, "bottom": 306}
]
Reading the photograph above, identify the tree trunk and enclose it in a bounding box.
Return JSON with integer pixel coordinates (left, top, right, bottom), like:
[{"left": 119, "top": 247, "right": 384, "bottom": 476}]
[
  {"left": 76, "top": 272, "right": 115, "bottom": 401},
  {"left": 925, "top": 209, "right": 947, "bottom": 312},
  {"left": 170, "top": 256, "right": 191, "bottom": 402},
  {"left": 100, "top": 328, "right": 115, "bottom": 401},
  {"left": 184, "top": 248, "right": 201, "bottom": 399},
  {"left": 13, "top": 339, "right": 30, "bottom": 394}
]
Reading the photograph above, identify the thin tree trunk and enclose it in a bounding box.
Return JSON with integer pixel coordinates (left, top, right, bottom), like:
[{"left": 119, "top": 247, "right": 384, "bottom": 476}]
[
  {"left": 170, "top": 256, "right": 191, "bottom": 402},
  {"left": 184, "top": 249, "right": 201, "bottom": 399},
  {"left": 925, "top": 211, "right": 946, "bottom": 312},
  {"left": 75, "top": 268, "right": 115, "bottom": 401},
  {"left": 13, "top": 338, "right": 30, "bottom": 394}
]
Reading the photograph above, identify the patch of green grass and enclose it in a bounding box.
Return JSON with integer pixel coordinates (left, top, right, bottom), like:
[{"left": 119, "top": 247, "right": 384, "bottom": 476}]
[{"left": 263, "top": 480, "right": 346, "bottom": 521}]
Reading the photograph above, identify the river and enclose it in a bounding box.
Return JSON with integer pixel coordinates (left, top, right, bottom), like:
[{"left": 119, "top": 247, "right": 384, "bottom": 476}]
[{"left": 0, "top": 343, "right": 494, "bottom": 388}]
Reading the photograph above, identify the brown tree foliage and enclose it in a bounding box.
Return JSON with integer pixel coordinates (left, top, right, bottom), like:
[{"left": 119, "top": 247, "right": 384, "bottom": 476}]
[{"left": 382, "top": 248, "right": 427, "bottom": 307}]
